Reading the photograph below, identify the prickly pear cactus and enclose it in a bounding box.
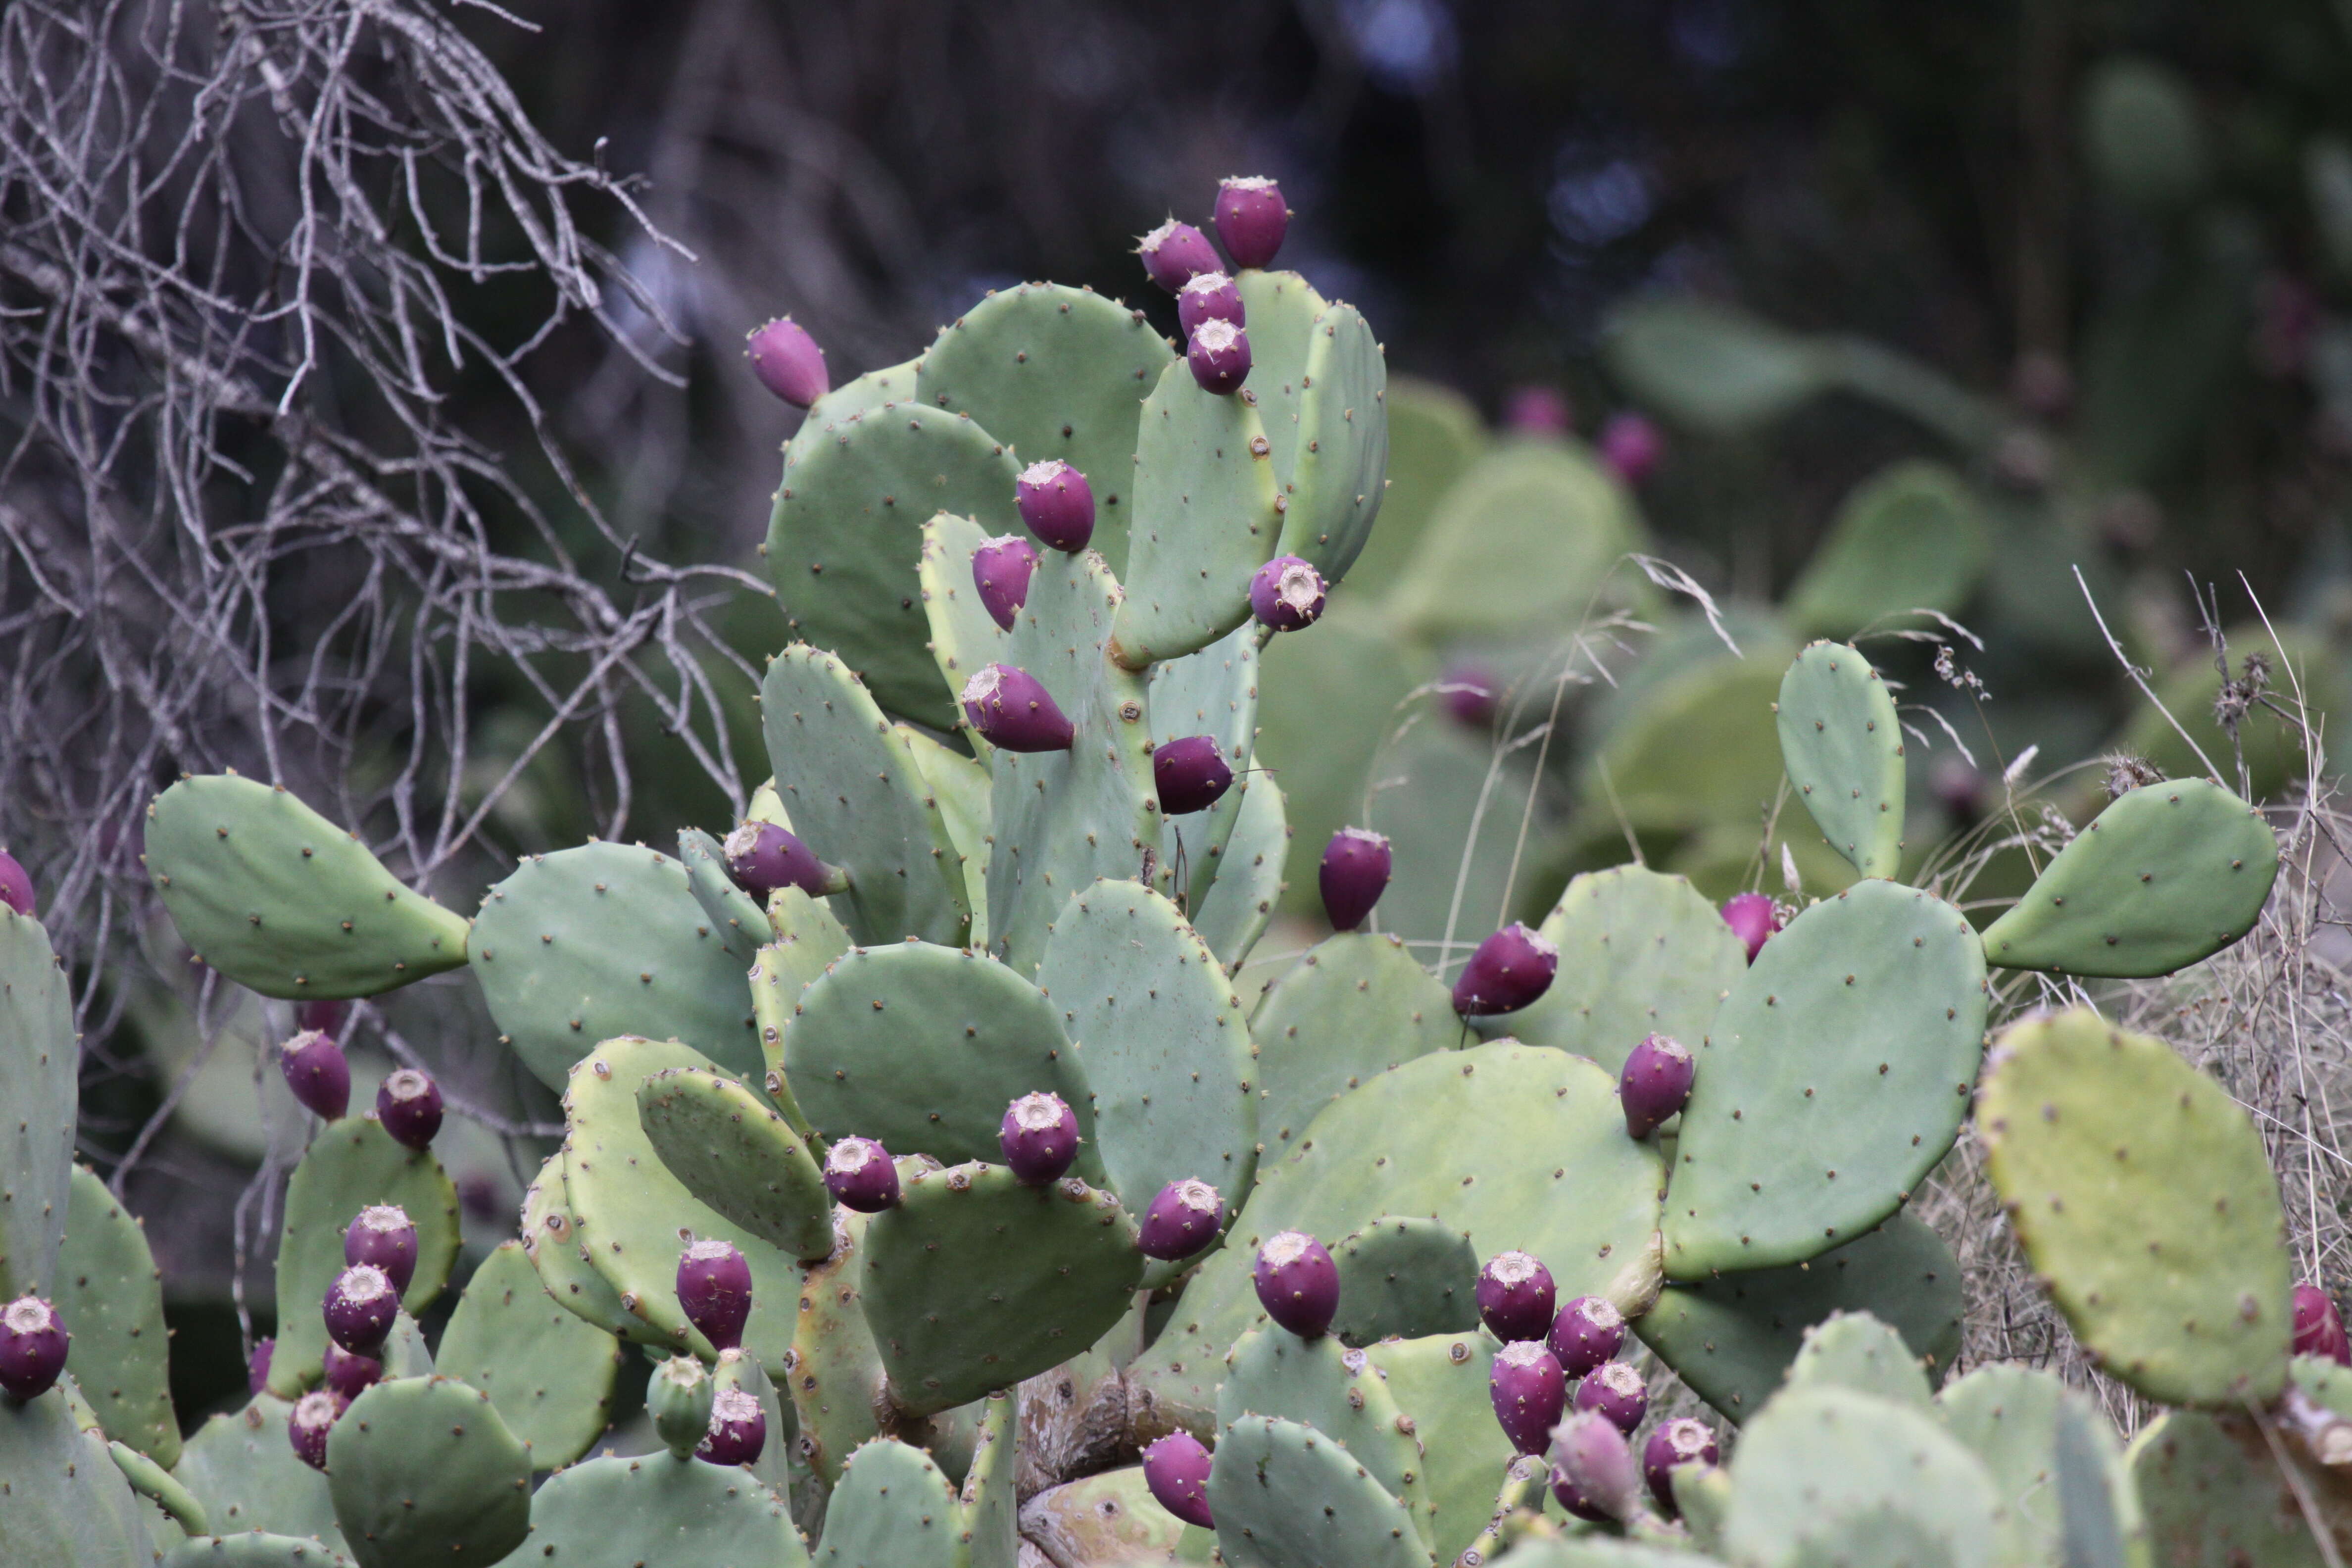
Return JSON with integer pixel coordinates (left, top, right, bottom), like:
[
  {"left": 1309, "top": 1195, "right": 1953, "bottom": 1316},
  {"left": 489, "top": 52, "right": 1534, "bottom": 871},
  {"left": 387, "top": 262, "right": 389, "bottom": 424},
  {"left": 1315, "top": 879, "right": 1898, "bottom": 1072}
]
[
  {"left": 323, "top": 1377, "right": 532, "bottom": 1568},
  {"left": 1, "top": 908, "right": 83, "bottom": 1300},
  {"left": 1775, "top": 641, "right": 1907, "bottom": 881}
]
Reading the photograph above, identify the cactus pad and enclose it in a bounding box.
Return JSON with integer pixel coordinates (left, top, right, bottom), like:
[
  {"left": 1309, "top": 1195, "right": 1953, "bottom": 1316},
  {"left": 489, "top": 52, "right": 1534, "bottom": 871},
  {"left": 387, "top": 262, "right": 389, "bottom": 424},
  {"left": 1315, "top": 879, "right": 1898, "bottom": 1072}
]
[
  {"left": 1249, "top": 931, "right": 1458, "bottom": 1153},
  {"left": 470, "top": 842, "right": 762, "bottom": 1090},
  {"left": 56, "top": 1165, "right": 179, "bottom": 1464},
  {"left": 1233, "top": 269, "right": 1330, "bottom": 484},
  {"left": 1937, "top": 1364, "right": 2144, "bottom": 1568},
  {"left": 750, "top": 895, "right": 851, "bottom": 1124},
  {"left": 144, "top": 775, "right": 470, "bottom": 999},
  {"left": 430, "top": 1239, "right": 619, "bottom": 1470},
  {"left": 781, "top": 357, "right": 922, "bottom": 469},
  {"left": 1329, "top": 1215, "right": 1480, "bottom": 1346},
  {"left": 1207, "top": 1413, "right": 1436, "bottom": 1568},
  {"left": 676, "top": 827, "right": 773, "bottom": 961},
  {"left": 1782, "top": 461, "right": 1990, "bottom": 641},
  {"left": 0, "top": 908, "right": 75, "bottom": 1300},
  {"left": 324, "top": 1376, "right": 532, "bottom": 1568},
  {"left": 812, "top": 1438, "right": 964, "bottom": 1568},
  {"left": 958, "top": 1391, "right": 1021, "bottom": 1568},
  {"left": 1976, "top": 1008, "right": 2291, "bottom": 1406},
  {"left": 636, "top": 1067, "right": 833, "bottom": 1260},
  {"left": 1721, "top": 1386, "right": 1999, "bottom": 1568},
  {"left": 1775, "top": 642, "right": 1906, "bottom": 881},
  {"left": 2129, "top": 1410, "right": 2328, "bottom": 1568},
  {"left": 1778, "top": 1310, "right": 1932, "bottom": 1410},
  {"left": 1361, "top": 1332, "right": 1516, "bottom": 1568},
  {"left": 1148, "top": 624, "right": 1260, "bottom": 919},
  {"left": 110, "top": 1437, "right": 209, "bottom": 1535},
  {"left": 1977, "top": 779, "right": 2278, "bottom": 978},
  {"left": 163, "top": 1538, "right": 355, "bottom": 1567},
  {"left": 171, "top": 1396, "right": 345, "bottom": 1548},
  {"left": 916, "top": 513, "right": 1010, "bottom": 747},
  {"left": 524, "top": 1451, "right": 805, "bottom": 1566},
  {"left": 1019, "top": 1468, "right": 1187, "bottom": 1567},
  {"left": 789, "top": 1208, "right": 885, "bottom": 1485},
  {"left": 518, "top": 1153, "right": 647, "bottom": 1343},
  {"left": 1217, "top": 1326, "right": 1429, "bottom": 1539},
  {"left": 0, "top": 1389, "right": 158, "bottom": 1568},
  {"left": 1187, "top": 771, "right": 1289, "bottom": 973},
  {"left": 1271, "top": 302, "right": 1389, "bottom": 584},
  {"left": 898, "top": 724, "right": 994, "bottom": 947},
  {"left": 1663, "top": 879, "right": 1987, "bottom": 1277}
]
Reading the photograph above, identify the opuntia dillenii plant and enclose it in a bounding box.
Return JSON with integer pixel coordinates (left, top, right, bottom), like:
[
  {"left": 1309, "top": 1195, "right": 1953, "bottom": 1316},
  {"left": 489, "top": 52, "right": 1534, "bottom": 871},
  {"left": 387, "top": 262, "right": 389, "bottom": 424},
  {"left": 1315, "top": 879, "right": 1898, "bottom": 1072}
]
[
  {"left": 323, "top": 1264, "right": 398, "bottom": 1355},
  {"left": 723, "top": 821, "right": 845, "bottom": 901},
  {"left": 823, "top": 1136, "right": 899, "bottom": 1212},
  {"left": 375, "top": 1067, "right": 442, "bottom": 1149},
  {"left": 1142, "top": 1431, "right": 1215, "bottom": 1528},
  {"left": 1720, "top": 892, "right": 1780, "bottom": 962},
  {"left": 961, "top": 664, "right": 1075, "bottom": 752},
  {"left": 0, "top": 1296, "right": 67, "bottom": 1402},
  {"left": 1249, "top": 555, "right": 1325, "bottom": 632},
  {"left": 697, "top": 1384, "right": 766, "bottom": 1466},
  {"left": 1254, "top": 1231, "right": 1339, "bottom": 1339},
  {"left": 650, "top": 1355, "right": 715, "bottom": 1460},
  {"left": 344, "top": 1204, "right": 419, "bottom": 1294},
  {"left": 279, "top": 1029, "right": 350, "bottom": 1121},
  {"left": 1138, "top": 1177, "right": 1224, "bottom": 1260},
  {"left": 1015, "top": 459, "right": 1095, "bottom": 552},
  {"left": 1319, "top": 826, "right": 1391, "bottom": 930},
  {"left": 1153, "top": 735, "right": 1233, "bottom": 816},
  {"left": 1549, "top": 1294, "right": 1626, "bottom": 1377},
  {"left": 676, "top": 1237, "right": 753, "bottom": 1352},
  {"left": 1136, "top": 218, "right": 1221, "bottom": 293},
  {"left": 970, "top": 535, "right": 1038, "bottom": 631},
  {"left": 1489, "top": 1340, "right": 1568, "bottom": 1455},
  {"left": 999, "top": 1092, "right": 1079, "bottom": 1185},
  {"left": 288, "top": 1390, "right": 344, "bottom": 1471},
  {"left": 1176, "top": 271, "right": 1244, "bottom": 337},
  {"left": 1186, "top": 318, "right": 1250, "bottom": 394},
  {"left": 1212, "top": 176, "right": 1288, "bottom": 269},
  {"left": 1619, "top": 1033, "right": 1695, "bottom": 1138},
  {"left": 1573, "top": 1359, "right": 1648, "bottom": 1435},
  {"left": 0, "top": 850, "right": 33, "bottom": 917},
  {"left": 1643, "top": 1417, "right": 1720, "bottom": 1512},
  {"left": 1476, "top": 1250, "right": 1557, "bottom": 1343},
  {"left": 744, "top": 317, "right": 829, "bottom": 408},
  {"left": 1451, "top": 922, "right": 1558, "bottom": 1016},
  {"left": 1550, "top": 1409, "right": 1641, "bottom": 1524}
]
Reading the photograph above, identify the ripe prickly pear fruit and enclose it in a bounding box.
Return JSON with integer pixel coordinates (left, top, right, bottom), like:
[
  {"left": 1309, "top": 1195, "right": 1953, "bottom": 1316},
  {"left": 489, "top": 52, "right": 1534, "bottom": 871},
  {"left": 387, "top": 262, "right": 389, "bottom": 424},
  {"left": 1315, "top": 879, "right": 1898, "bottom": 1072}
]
[
  {"left": 745, "top": 317, "right": 829, "bottom": 408},
  {"left": 1137, "top": 219, "right": 1222, "bottom": 294},
  {"left": 1643, "top": 1417, "right": 1719, "bottom": 1513},
  {"left": 1153, "top": 735, "right": 1233, "bottom": 816},
  {"left": 824, "top": 1136, "right": 900, "bottom": 1212},
  {"left": 246, "top": 1337, "right": 274, "bottom": 1396},
  {"left": 1177, "top": 271, "right": 1245, "bottom": 337},
  {"left": 323, "top": 1264, "right": 398, "bottom": 1356},
  {"left": 288, "top": 1390, "right": 346, "bottom": 1471},
  {"left": 676, "top": 1237, "right": 753, "bottom": 1353},
  {"left": 1618, "top": 1033, "right": 1694, "bottom": 1139},
  {"left": 1452, "top": 923, "right": 1558, "bottom": 1017},
  {"left": 0, "top": 849, "right": 34, "bottom": 918},
  {"left": 1476, "top": 1250, "right": 1556, "bottom": 1343},
  {"left": 722, "top": 821, "right": 847, "bottom": 902},
  {"left": 1000, "top": 1092, "right": 1080, "bottom": 1185},
  {"left": 2295, "top": 1283, "right": 2351, "bottom": 1365},
  {"left": 962, "top": 664, "right": 1076, "bottom": 753},
  {"left": 1573, "top": 1360, "right": 1648, "bottom": 1435},
  {"left": 1490, "top": 1340, "right": 1568, "bottom": 1455},
  {"left": 1319, "top": 827, "right": 1391, "bottom": 931},
  {"left": 650, "top": 1355, "right": 715, "bottom": 1460},
  {"left": 376, "top": 1068, "right": 443, "bottom": 1150},
  {"left": 1720, "top": 892, "right": 1780, "bottom": 963},
  {"left": 1598, "top": 411, "right": 1664, "bottom": 485},
  {"left": 1138, "top": 1178, "right": 1225, "bottom": 1261},
  {"left": 1142, "top": 1430, "right": 1216, "bottom": 1527},
  {"left": 1213, "top": 177, "right": 1289, "bottom": 270},
  {"left": 0, "top": 1296, "right": 68, "bottom": 1402},
  {"left": 1548, "top": 1295, "right": 1625, "bottom": 1378},
  {"left": 322, "top": 1341, "right": 383, "bottom": 1401},
  {"left": 1549, "top": 1408, "right": 1640, "bottom": 1524},
  {"left": 1187, "top": 317, "right": 1251, "bottom": 395},
  {"left": 1250, "top": 556, "right": 1326, "bottom": 633},
  {"left": 971, "top": 535, "right": 1040, "bottom": 631},
  {"left": 280, "top": 1029, "right": 350, "bottom": 1122},
  {"left": 1253, "top": 1230, "right": 1339, "bottom": 1338},
  {"left": 343, "top": 1204, "right": 419, "bottom": 1295},
  {"left": 698, "top": 1384, "right": 767, "bottom": 1467},
  {"left": 1016, "top": 459, "right": 1096, "bottom": 553}
]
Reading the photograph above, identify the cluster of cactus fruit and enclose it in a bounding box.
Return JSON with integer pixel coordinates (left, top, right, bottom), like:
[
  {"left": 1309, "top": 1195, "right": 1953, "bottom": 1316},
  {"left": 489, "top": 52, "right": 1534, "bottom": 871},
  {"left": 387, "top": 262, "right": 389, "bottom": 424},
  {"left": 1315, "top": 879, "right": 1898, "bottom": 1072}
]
[{"left": 2, "top": 175, "right": 2349, "bottom": 1568}]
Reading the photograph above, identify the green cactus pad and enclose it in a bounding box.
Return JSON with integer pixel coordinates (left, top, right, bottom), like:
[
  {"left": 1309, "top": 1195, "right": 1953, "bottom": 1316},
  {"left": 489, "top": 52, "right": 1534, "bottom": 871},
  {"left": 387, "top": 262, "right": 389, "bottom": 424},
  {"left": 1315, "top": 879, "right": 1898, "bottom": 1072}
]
[
  {"left": 267, "top": 1117, "right": 459, "bottom": 1397},
  {"left": 1217, "top": 1327, "right": 1428, "bottom": 1541},
  {"left": 898, "top": 725, "right": 994, "bottom": 949},
  {"left": 710, "top": 1349, "right": 799, "bottom": 1502},
  {"left": 1189, "top": 772, "right": 1288, "bottom": 973},
  {"left": 915, "top": 282, "right": 1173, "bottom": 574},
  {"left": 470, "top": 842, "right": 762, "bottom": 1091},
  {"left": 1782, "top": 461, "right": 1991, "bottom": 641},
  {"left": 785, "top": 941, "right": 1100, "bottom": 1180},
  {"left": 1634, "top": 1214, "right": 1963, "bottom": 1424},
  {"left": 1775, "top": 642, "right": 1907, "bottom": 881},
  {"left": 1109, "top": 360, "right": 1283, "bottom": 669},
  {"left": 1271, "top": 302, "right": 1389, "bottom": 585},
  {"left": 764, "top": 400, "right": 1023, "bottom": 727},
  {"left": 2129, "top": 1410, "right": 2326, "bottom": 1568},
  {"left": 2055, "top": 1394, "right": 2148, "bottom": 1568},
  {"left": 915, "top": 513, "right": 1010, "bottom": 765},
  {"left": 790, "top": 1207, "right": 884, "bottom": 1486},
  {"left": 1675, "top": 1466, "right": 1735, "bottom": 1556},
  {"left": 859, "top": 1162, "right": 1143, "bottom": 1417},
  {"left": 751, "top": 892, "right": 852, "bottom": 1128},
  {"left": 1129, "top": 1042, "right": 1664, "bottom": 1431},
  {"left": 110, "top": 1437, "right": 208, "bottom": 1536},
  {"left": 1662, "top": 879, "right": 1987, "bottom": 1277},
  {"left": 518, "top": 1153, "right": 648, "bottom": 1343},
  {"left": 0, "top": 909, "right": 75, "bottom": 1301},
  {"left": 56, "top": 1166, "right": 179, "bottom": 1465},
  {"left": 1329, "top": 1216, "right": 1480, "bottom": 1346},
  {"left": 430, "top": 1239, "right": 619, "bottom": 1470},
  {"left": 524, "top": 1451, "right": 805, "bottom": 1567},
  {"left": 143, "top": 775, "right": 470, "bottom": 1000},
  {"left": 676, "top": 828, "right": 773, "bottom": 960},
  {"left": 562, "top": 1036, "right": 801, "bottom": 1369},
  {"left": 1020, "top": 1467, "right": 1188, "bottom": 1567},
  {"left": 636, "top": 1067, "right": 833, "bottom": 1261},
  {"left": 812, "top": 1438, "right": 964, "bottom": 1568},
  {"left": 1778, "top": 1310, "right": 1933, "bottom": 1410},
  {"left": 1976, "top": 1008, "right": 2291, "bottom": 1406},
  {"left": 1234, "top": 270, "right": 1330, "bottom": 485},
  {"left": 0, "top": 1390, "right": 162, "bottom": 1568},
  {"left": 1250, "top": 932, "right": 1458, "bottom": 1154},
  {"left": 1479, "top": 865, "right": 1748, "bottom": 1074},
  {"left": 957, "top": 1391, "right": 1020, "bottom": 1568},
  {"left": 172, "top": 1396, "right": 345, "bottom": 1549},
  {"left": 1937, "top": 1364, "right": 2145, "bottom": 1568},
  {"left": 781, "top": 357, "right": 923, "bottom": 470},
  {"left": 1360, "top": 1332, "right": 1516, "bottom": 1568},
  {"left": 1208, "top": 1413, "right": 1436, "bottom": 1568},
  {"left": 1721, "top": 1386, "right": 1999, "bottom": 1568},
  {"left": 325, "top": 1377, "right": 532, "bottom": 1568},
  {"left": 1977, "top": 779, "right": 2278, "bottom": 978},
  {"left": 1148, "top": 624, "right": 1260, "bottom": 920},
  {"left": 760, "top": 644, "right": 970, "bottom": 948},
  {"left": 1036, "top": 880, "right": 1258, "bottom": 1230},
  {"left": 163, "top": 1538, "right": 354, "bottom": 1568}
]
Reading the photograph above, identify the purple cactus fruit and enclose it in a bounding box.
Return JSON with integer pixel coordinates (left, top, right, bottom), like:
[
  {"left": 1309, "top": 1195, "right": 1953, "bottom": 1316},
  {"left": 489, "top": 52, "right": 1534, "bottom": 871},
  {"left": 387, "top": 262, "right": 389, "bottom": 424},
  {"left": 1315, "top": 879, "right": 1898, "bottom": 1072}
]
[
  {"left": 0, "top": 1296, "right": 69, "bottom": 1402},
  {"left": 322, "top": 1341, "right": 384, "bottom": 1401},
  {"left": 971, "top": 535, "right": 1040, "bottom": 631},
  {"left": 1599, "top": 411, "right": 1664, "bottom": 485},
  {"left": 246, "top": 1337, "right": 275, "bottom": 1396},
  {"left": 1153, "top": 736, "right": 1234, "bottom": 816},
  {"left": 1319, "top": 828, "right": 1392, "bottom": 931},
  {"left": 1213, "top": 177, "right": 1289, "bottom": 270},
  {"left": 744, "top": 317, "right": 829, "bottom": 408},
  {"left": 1643, "top": 1417, "right": 1720, "bottom": 1513},
  {"left": 376, "top": 1068, "right": 443, "bottom": 1150},
  {"left": 1451, "top": 923, "right": 1559, "bottom": 1017},
  {"left": 288, "top": 1390, "right": 346, "bottom": 1471},
  {"left": 1720, "top": 893, "right": 1780, "bottom": 964},
  {"left": 677, "top": 1237, "right": 754, "bottom": 1353},
  {"left": 1176, "top": 271, "right": 1246, "bottom": 337},
  {"left": 1137, "top": 219, "right": 1223, "bottom": 294},
  {"left": 1573, "top": 1360, "right": 1649, "bottom": 1436},
  {"left": 294, "top": 998, "right": 349, "bottom": 1036},
  {"left": 1619, "top": 1033, "right": 1695, "bottom": 1139},
  {"left": 1548, "top": 1295, "right": 1626, "bottom": 1378},
  {"left": 824, "top": 1136, "right": 900, "bottom": 1212},
  {"left": 1000, "top": 1092, "right": 1080, "bottom": 1185},
  {"left": 1489, "top": 1341, "right": 1568, "bottom": 1456},
  {"left": 961, "top": 664, "right": 1076, "bottom": 753},
  {"left": 1249, "top": 556, "right": 1326, "bottom": 633},
  {"left": 722, "top": 821, "right": 846, "bottom": 902},
  {"left": 697, "top": 1385, "right": 767, "bottom": 1467},
  {"left": 1549, "top": 1409, "right": 1640, "bottom": 1524},
  {"left": 343, "top": 1204, "right": 419, "bottom": 1296},
  {"left": 0, "top": 850, "right": 34, "bottom": 918},
  {"left": 1476, "top": 1250, "right": 1557, "bottom": 1344},
  {"left": 322, "top": 1264, "right": 398, "bottom": 1356},
  {"left": 1187, "top": 318, "right": 1251, "bottom": 395},
  {"left": 1016, "top": 459, "right": 1096, "bottom": 553},
  {"left": 1441, "top": 664, "right": 1500, "bottom": 730},
  {"left": 280, "top": 1029, "right": 350, "bottom": 1122},
  {"left": 1142, "top": 1430, "right": 1216, "bottom": 1528},
  {"left": 1504, "top": 385, "right": 1573, "bottom": 435},
  {"left": 1138, "top": 1178, "right": 1226, "bottom": 1261},
  {"left": 1253, "top": 1231, "right": 1339, "bottom": 1339},
  {"left": 2296, "top": 1283, "right": 2352, "bottom": 1365}
]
